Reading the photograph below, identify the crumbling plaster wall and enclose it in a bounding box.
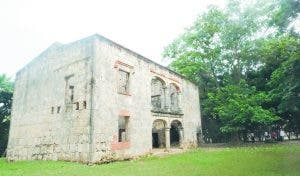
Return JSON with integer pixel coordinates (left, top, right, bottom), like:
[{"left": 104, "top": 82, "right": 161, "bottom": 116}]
[
  {"left": 7, "top": 35, "right": 201, "bottom": 163},
  {"left": 91, "top": 37, "right": 201, "bottom": 162},
  {"left": 7, "top": 38, "right": 94, "bottom": 162}
]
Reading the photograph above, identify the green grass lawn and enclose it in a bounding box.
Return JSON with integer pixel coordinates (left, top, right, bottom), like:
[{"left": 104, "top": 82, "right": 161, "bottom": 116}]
[{"left": 0, "top": 143, "right": 300, "bottom": 176}]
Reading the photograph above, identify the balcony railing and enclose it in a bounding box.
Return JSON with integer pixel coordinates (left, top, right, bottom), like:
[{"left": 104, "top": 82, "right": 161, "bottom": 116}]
[{"left": 151, "top": 107, "right": 183, "bottom": 115}]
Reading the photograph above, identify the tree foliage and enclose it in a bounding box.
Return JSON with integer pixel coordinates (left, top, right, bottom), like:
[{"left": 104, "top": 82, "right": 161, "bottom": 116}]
[
  {"left": 269, "top": 0, "right": 300, "bottom": 33},
  {"left": 0, "top": 74, "right": 13, "bottom": 155},
  {"left": 164, "top": 0, "right": 300, "bottom": 142},
  {"left": 268, "top": 53, "right": 300, "bottom": 134},
  {"left": 207, "top": 81, "right": 278, "bottom": 133}
]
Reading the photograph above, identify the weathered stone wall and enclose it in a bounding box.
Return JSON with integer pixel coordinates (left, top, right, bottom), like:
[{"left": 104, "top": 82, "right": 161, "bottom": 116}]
[
  {"left": 7, "top": 34, "right": 201, "bottom": 163},
  {"left": 91, "top": 36, "right": 201, "bottom": 162},
  {"left": 7, "top": 37, "right": 95, "bottom": 162}
]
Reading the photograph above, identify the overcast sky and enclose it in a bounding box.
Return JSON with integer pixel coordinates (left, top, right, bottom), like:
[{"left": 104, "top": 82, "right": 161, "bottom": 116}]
[{"left": 0, "top": 0, "right": 226, "bottom": 78}]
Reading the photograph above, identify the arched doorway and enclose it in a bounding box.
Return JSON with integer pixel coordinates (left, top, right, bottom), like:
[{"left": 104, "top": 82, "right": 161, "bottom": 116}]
[
  {"left": 170, "top": 120, "right": 183, "bottom": 147},
  {"left": 152, "top": 119, "right": 167, "bottom": 148}
]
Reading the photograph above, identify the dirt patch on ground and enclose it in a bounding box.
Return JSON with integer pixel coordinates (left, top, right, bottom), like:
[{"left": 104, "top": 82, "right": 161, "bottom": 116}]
[{"left": 151, "top": 148, "right": 186, "bottom": 157}]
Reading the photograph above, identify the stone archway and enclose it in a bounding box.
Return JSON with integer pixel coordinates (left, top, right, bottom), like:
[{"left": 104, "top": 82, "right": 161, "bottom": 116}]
[
  {"left": 152, "top": 119, "right": 167, "bottom": 148},
  {"left": 170, "top": 120, "right": 183, "bottom": 148}
]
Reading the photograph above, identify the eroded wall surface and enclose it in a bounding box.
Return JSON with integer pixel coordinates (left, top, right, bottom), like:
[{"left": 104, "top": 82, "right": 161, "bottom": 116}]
[
  {"left": 91, "top": 37, "right": 201, "bottom": 162},
  {"left": 7, "top": 38, "right": 94, "bottom": 162},
  {"left": 7, "top": 35, "right": 201, "bottom": 163}
]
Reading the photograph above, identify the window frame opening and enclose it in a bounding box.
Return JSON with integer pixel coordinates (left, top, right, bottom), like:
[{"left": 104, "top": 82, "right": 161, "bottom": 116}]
[
  {"left": 51, "top": 107, "right": 54, "bottom": 114},
  {"left": 83, "top": 101, "right": 87, "bottom": 109},
  {"left": 75, "top": 102, "right": 79, "bottom": 110},
  {"left": 117, "top": 69, "right": 130, "bottom": 95},
  {"left": 118, "top": 116, "right": 129, "bottom": 142},
  {"left": 151, "top": 77, "right": 166, "bottom": 110},
  {"left": 69, "top": 85, "right": 74, "bottom": 103},
  {"left": 57, "top": 106, "right": 61, "bottom": 113}
]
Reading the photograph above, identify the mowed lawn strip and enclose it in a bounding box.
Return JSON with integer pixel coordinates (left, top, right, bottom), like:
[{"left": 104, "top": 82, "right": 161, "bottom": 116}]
[{"left": 0, "top": 144, "right": 299, "bottom": 176}]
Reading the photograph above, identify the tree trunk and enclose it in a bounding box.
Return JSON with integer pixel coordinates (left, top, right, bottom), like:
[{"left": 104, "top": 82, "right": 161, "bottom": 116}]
[
  {"left": 242, "top": 131, "right": 248, "bottom": 142},
  {"left": 230, "top": 131, "right": 240, "bottom": 144}
]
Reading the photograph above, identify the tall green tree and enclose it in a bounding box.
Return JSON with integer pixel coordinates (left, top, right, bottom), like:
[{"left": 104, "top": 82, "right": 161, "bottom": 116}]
[
  {"left": 268, "top": 54, "right": 300, "bottom": 137},
  {"left": 163, "top": 0, "right": 298, "bottom": 142},
  {"left": 205, "top": 81, "right": 278, "bottom": 142},
  {"left": 247, "top": 34, "right": 300, "bottom": 137},
  {"left": 163, "top": 7, "right": 226, "bottom": 92},
  {"left": 163, "top": 7, "right": 228, "bottom": 142},
  {"left": 0, "top": 74, "right": 13, "bottom": 155}
]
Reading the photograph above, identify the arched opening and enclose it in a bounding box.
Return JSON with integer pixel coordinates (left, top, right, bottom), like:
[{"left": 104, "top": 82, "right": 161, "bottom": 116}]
[
  {"left": 151, "top": 77, "right": 166, "bottom": 110},
  {"left": 169, "top": 83, "right": 180, "bottom": 112},
  {"left": 170, "top": 120, "right": 183, "bottom": 147},
  {"left": 152, "top": 119, "right": 167, "bottom": 148}
]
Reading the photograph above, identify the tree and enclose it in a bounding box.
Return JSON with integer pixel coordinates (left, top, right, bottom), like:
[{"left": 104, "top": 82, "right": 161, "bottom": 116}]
[
  {"left": 163, "top": 0, "right": 296, "bottom": 142},
  {"left": 0, "top": 74, "right": 13, "bottom": 155},
  {"left": 269, "top": 0, "right": 300, "bottom": 33},
  {"left": 246, "top": 34, "right": 300, "bottom": 138},
  {"left": 268, "top": 54, "right": 300, "bottom": 137},
  {"left": 163, "top": 7, "right": 225, "bottom": 92},
  {"left": 163, "top": 7, "right": 230, "bottom": 142},
  {"left": 205, "top": 81, "right": 278, "bottom": 142}
]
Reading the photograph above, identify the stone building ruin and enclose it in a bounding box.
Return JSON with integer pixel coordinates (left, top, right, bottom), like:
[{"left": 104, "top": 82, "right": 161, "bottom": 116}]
[{"left": 7, "top": 34, "right": 201, "bottom": 163}]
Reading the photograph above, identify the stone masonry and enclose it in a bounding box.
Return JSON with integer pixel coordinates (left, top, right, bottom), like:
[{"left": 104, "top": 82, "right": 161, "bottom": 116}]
[{"left": 6, "top": 34, "right": 202, "bottom": 163}]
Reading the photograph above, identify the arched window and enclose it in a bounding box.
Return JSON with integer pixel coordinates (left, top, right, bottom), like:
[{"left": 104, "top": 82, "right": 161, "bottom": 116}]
[
  {"left": 170, "top": 92, "right": 178, "bottom": 108},
  {"left": 170, "top": 84, "right": 180, "bottom": 111},
  {"left": 151, "top": 77, "right": 165, "bottom": 109}
]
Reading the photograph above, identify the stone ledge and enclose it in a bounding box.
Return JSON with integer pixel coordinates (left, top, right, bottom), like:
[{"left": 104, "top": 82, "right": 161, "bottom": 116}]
[{"left": 151, "top": 110, "right": 183, "bottom": 118}]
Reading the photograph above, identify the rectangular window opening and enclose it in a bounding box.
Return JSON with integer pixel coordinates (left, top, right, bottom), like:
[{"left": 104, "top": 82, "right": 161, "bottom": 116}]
[
  {"left": 57, "top": 106, "right": 61, "bottom": 113},
  {"left": 75, "top": 102, "right": 79, "bottom": 110},
  {"left": 118, "top": 70, "right": 130, "bottom": 94},
  {"left": 83, "top": 101, "right": 87, "bottom": 109},
  {"left": 118, "top": 116, "right": 129, "bottom": 142},
  {"left": 69, "top": 85, "right": 74, "bottom": 102}
]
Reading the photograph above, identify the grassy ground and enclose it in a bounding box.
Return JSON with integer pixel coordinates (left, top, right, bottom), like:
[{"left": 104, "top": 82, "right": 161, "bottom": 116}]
[{"left": 0, "top": 143, "right": 299, "bottom": 176}]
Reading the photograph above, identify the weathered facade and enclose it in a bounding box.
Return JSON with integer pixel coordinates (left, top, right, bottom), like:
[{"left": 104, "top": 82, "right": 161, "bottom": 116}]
[{"left": 6, "top": 34, "right": 201, "bottom": 163}]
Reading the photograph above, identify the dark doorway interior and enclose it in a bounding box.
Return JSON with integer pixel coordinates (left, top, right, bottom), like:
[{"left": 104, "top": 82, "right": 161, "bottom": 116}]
[
  {"left": 170, "top": 124, "right": 180, "bottom": 147},
  {"left": 152, "top": 119, "right": 166, "bottom": 148},
  {"left": 152, "top": 133, "right": 159, "bottom": 148}
]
